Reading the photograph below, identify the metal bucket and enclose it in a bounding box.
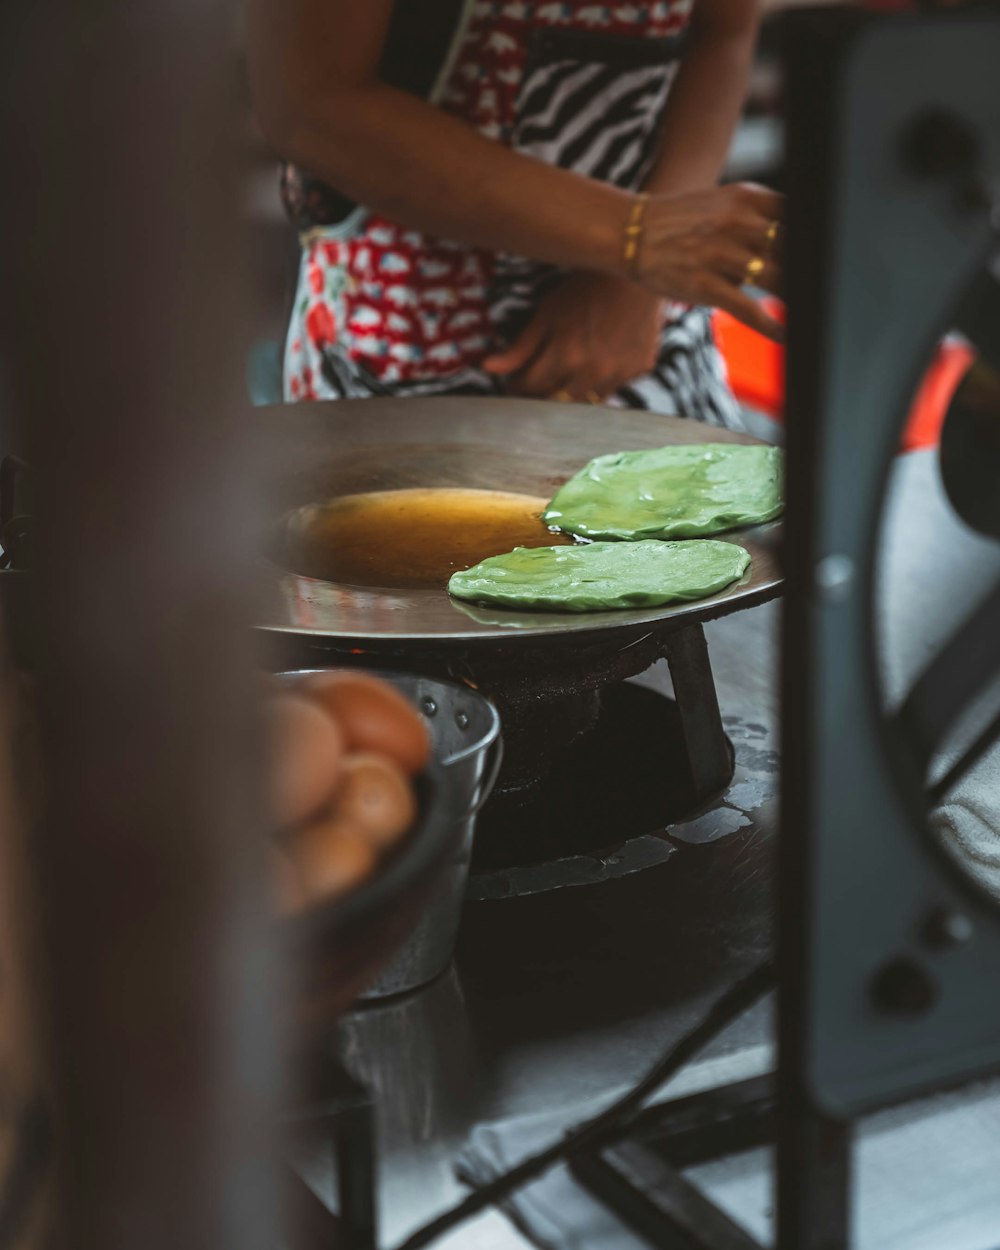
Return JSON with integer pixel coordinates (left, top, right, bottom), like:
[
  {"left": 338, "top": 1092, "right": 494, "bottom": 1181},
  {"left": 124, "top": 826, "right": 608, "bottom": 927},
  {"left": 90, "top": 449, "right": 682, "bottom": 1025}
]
[{"left": 280, "top": 670, "right": 502, "bottom": 999}]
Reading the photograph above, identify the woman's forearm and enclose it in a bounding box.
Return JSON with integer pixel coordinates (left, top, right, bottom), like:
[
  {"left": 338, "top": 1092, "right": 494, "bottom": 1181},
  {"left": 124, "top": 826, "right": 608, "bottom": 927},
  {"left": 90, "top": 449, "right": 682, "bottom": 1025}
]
[
  {"left": 269, "top": 80, "right": 635, "bottom": 276},
  {"left": 645, "top": 21, "right": 760, "bottom": 196},
  {"left": 246, "top": 0, "right": 783, "bottom": 336}
]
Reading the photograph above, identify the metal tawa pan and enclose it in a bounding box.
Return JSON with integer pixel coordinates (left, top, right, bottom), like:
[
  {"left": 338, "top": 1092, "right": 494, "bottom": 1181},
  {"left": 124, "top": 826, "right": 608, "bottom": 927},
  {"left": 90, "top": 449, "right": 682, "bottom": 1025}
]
[{"left": 252, "top": 396, "right": 782, "bottom": 648}]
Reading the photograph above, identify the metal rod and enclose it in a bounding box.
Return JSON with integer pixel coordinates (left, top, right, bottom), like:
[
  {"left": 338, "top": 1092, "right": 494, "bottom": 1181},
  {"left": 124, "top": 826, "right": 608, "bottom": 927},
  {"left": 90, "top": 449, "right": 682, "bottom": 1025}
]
[
  {"left": 627, "top": 1075, "right": 775, "bottom": 1168},
  {"left": 289, "top": 1054, "right": 378, "bottom": 1249},
  {"left": 776, "top": 1095, "right": 851, "bottom": 1250}
]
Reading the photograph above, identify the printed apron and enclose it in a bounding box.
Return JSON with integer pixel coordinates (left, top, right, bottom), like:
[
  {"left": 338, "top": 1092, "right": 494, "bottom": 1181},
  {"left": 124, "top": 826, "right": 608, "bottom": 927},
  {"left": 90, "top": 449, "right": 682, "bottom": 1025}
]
[{"left": 282, "top": 0, "right": 742, "bottom": 428}]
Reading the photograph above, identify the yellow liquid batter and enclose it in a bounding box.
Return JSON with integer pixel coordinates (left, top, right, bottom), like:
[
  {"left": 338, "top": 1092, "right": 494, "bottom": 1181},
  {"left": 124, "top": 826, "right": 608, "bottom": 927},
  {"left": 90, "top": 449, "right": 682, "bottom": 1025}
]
[{"left": 282, "top": 487, "right": 573, "bottom": 590}]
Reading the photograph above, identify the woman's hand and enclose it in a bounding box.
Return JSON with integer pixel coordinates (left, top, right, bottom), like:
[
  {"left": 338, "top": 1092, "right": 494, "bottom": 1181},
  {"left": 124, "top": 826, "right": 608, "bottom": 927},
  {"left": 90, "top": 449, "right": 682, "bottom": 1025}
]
[
  {"left": 481, "top": 273, "right": 666, "bottom": 402},
  {"left": 481, "top": 182, "right": 784, "bottom": 399},
  {"left": 638, "top": 183, "right": 784, "bottom": 341}
]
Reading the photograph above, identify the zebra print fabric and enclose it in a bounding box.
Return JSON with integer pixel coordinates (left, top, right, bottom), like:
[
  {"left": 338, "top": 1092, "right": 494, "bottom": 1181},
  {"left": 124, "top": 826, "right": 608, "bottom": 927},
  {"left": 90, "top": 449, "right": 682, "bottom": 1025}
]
[
  {"left": 488, "top": 29, "right": 742, "bottom": 428},
  {"left": 312, "top": 304, "right": 741, "bottom": 430}
]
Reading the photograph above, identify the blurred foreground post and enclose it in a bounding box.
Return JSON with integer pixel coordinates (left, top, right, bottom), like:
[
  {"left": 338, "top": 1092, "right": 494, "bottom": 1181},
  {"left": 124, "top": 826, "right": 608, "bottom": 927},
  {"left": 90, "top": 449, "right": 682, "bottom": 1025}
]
[{"left": 0, "top": 2, "right": 281, "bottom": 1249}]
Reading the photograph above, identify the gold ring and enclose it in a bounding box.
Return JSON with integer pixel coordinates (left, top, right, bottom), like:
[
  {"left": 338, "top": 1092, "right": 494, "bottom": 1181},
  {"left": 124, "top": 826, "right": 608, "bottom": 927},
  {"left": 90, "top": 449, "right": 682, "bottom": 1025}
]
[
  {"left": 765, "top": 219, "right": 780, "bottom": 247},
  {"left": 551, "top": 389, "right": 573, "bottom": 402},
  {"left": 743, "top": 255, "right": 766, "bottom": 287},
  {"left": 586, "top": 391, "right": 602, "bottom": 405}
]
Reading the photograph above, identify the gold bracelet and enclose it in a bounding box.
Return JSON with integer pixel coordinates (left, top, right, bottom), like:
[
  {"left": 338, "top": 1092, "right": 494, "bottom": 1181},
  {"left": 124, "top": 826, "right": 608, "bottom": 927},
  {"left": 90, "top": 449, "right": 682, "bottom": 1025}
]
[{"left": 623, "top": 193, "right": 650, "bottom": 279}]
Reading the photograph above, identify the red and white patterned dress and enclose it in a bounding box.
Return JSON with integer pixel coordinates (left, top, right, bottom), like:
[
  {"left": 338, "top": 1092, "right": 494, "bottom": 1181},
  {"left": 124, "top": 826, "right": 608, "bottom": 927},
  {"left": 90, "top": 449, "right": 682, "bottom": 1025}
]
[{"left": 283, "top": 0, "right": 741, "bottom": 427}]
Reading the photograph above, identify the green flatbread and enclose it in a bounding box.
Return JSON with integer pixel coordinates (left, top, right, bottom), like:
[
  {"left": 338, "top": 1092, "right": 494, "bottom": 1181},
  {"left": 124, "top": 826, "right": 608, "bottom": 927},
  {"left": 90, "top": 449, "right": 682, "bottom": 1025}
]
[
  {"left": 543, "top": 443, "right": 783, "bottom": 541},
  {"left": 448, "top": 539, "right": 751, "bottom": 613}
]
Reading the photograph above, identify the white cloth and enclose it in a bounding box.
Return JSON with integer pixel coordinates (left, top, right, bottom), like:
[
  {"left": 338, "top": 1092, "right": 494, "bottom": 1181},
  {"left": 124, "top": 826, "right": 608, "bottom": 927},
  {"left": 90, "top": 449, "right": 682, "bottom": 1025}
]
[{"left": 931, "top": 735, "right": 1000, "bottom": 901}]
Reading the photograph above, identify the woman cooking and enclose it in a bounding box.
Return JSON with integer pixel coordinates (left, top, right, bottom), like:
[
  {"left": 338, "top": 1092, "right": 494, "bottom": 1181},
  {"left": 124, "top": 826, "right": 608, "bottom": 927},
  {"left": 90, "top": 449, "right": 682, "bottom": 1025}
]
[{"left": 247, "top": 0, "right": 782, "bottom": 426}]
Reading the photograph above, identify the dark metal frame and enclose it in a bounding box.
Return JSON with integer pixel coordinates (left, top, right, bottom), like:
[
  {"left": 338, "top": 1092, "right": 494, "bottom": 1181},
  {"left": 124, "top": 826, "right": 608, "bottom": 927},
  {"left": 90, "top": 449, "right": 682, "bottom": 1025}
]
[
  {"left": 571, "top": 1077, "right": 774, "bottom": 1250},
  {"left": 573, "top": 8, "right": 1000, "bottom": 1248},
  {"left": 779, "top": 12, "right": 1000, "bottom": 1247}
]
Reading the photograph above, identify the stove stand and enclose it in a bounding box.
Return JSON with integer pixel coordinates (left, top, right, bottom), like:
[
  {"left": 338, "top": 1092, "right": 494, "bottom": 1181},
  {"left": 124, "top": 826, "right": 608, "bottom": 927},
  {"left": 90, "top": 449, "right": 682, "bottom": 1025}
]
[{"left": 277, "top": 616, "right": 743, "bottom": 893}]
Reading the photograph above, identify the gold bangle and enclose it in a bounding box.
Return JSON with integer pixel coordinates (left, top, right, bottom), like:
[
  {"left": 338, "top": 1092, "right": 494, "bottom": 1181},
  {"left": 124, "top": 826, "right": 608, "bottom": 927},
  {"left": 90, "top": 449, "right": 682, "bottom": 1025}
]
[{"left": 623, "top": 193, "right": 650, "bottom": 279}]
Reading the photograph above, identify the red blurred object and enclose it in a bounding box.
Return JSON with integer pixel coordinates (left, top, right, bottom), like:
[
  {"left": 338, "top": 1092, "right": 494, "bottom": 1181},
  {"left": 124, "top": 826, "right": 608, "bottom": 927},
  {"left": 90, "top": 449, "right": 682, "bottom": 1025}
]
[
  {"left": 713, "top": 299, "right": 786, "bottom": 423},
  {"left": 713, "top": 302, "right": 974, "bottom": 451},
  {"left": 899, "top": 336, "right": 975, "bottom": 451}
]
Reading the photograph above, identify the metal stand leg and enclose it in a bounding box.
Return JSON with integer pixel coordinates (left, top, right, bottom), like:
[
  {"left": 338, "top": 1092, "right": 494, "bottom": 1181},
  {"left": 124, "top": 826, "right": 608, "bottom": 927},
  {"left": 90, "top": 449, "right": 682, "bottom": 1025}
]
[
  {"left": 662, "top": 623, "right": 733, "bottom": 804},
  {"left": 777, "top": 1091, "right": 851, "bottom": 1250},
  {"left": 287, "top": 1055, "right": 378, "bottom": 1250},
  {"left": 332, "top": 1088, "right": 377, "bottom": 1250}
]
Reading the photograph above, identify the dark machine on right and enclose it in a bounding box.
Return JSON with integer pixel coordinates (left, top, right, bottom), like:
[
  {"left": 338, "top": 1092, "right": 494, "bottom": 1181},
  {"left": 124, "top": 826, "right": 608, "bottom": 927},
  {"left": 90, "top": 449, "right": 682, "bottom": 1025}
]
[{"left": 570, "top": 6, "right": 1000, "bottom": 1248}]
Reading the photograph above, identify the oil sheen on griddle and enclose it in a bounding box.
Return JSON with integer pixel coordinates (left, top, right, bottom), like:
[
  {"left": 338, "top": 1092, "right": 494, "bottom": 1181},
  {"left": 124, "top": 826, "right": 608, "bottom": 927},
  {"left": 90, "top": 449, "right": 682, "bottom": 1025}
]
[{"left": 284, "top": 487, "right": 573, "bottom": 590}]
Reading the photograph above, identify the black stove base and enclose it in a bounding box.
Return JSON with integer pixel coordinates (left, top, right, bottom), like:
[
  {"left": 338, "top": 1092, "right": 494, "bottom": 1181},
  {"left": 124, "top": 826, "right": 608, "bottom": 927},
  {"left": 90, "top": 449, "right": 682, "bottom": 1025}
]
[{"left": 472, "top": 681, "right": 733, "bottom": 876}]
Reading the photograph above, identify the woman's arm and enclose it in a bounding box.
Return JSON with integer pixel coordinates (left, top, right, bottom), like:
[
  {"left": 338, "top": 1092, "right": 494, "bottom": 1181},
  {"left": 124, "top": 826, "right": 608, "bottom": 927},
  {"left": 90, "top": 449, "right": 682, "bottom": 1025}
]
[
  {"left": 246, "top": 0, "right": 780, "bottom": 336},
  {"left": 646, "top": 0, "right": 763, "bottom": 197},
  {"left": 246, "top": 0, "right": 631, "bottom": 273}
]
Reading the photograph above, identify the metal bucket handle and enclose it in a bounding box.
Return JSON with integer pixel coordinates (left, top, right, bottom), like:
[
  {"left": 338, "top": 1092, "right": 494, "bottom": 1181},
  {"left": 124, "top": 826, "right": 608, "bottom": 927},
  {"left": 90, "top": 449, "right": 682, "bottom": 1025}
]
[{"left": 468, "top": 733, "right": 503, "bottom": 819}]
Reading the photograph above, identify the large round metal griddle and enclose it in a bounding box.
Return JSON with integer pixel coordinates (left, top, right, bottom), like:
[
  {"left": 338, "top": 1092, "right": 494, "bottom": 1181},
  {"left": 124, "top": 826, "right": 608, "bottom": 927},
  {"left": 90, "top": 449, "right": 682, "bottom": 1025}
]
[{"left": 253, "top": 396, "right": 783, "bottom": 648}]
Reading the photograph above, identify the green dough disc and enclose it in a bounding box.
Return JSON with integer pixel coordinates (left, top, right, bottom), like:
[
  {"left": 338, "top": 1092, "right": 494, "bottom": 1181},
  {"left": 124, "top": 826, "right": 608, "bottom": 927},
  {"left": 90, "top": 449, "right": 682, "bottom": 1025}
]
[
  {"left": 448, "top": 539, "right": 751, "bottom": 613},
  {"left": 543, "top": 443, "right": 783, "bottom": 541}
]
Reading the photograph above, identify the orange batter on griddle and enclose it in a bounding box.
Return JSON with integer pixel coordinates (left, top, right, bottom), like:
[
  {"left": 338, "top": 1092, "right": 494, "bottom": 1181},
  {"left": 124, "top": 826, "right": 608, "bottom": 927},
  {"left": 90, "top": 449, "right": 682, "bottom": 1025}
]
[{"left": 282, "top": 487, "right": 573, "bottom": 590}]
